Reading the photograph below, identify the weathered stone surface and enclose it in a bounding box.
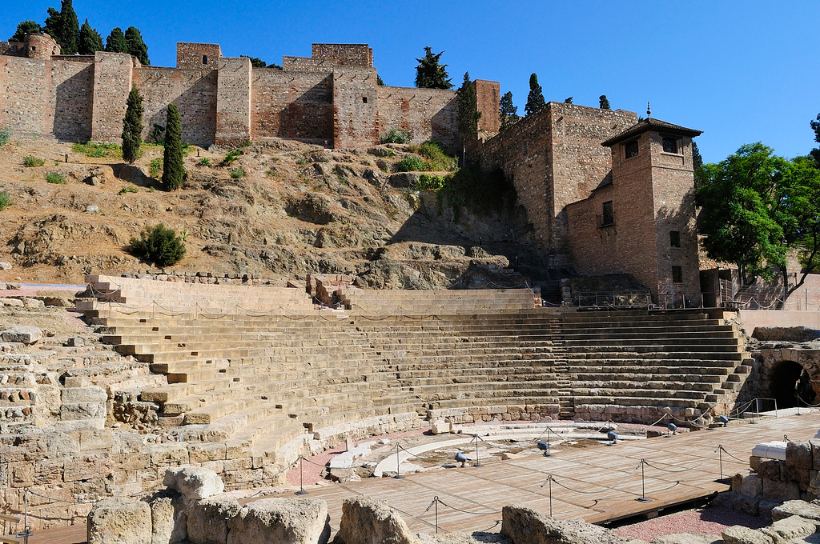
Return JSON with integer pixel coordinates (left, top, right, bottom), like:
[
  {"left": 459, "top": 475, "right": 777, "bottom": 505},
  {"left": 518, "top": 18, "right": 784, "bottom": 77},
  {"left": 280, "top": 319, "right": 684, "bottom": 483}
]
[
  {"left": 761, "top": 515, "right": 816, "bottom": 542},
  {"left": 0, "top": 326, "right": 43, "bottom": 344},
  {"left": 150, "top": 495, "right": 187, "bottom": 544},
  {"left": 501, "top": 505, "right": 625, "bottom": 544},
  {"left": 771, "top": 499, "right": 820, "bottom": 522},
  {"left": 786, "top": 441, "right": 813, "bottom": 470},
  {"left": 740, "top": 474, "right": 762, "bottom": 498},
  {"left": 87, "top": 498, "right": 151, "bottom": 544},
  {"left": 0, "top": 261, "right": 12, "bottom": 270},
  {"left": 186, "top": 496, "right": 241, "bottom": 544},
  {"left": 227, "top": 498, "right": 330, "bottom": 544},
  {"left": 164, "top": 465, "right": 224, "bottom": 500},
  {"left": 335, "top": 497, "right": 419, "bottom": 544},
  {"left": 721, "top": 526, "right": 772, "bottom": 544},
  {"left": 652, "top": 534, "right": 719, "bottom": 544}
]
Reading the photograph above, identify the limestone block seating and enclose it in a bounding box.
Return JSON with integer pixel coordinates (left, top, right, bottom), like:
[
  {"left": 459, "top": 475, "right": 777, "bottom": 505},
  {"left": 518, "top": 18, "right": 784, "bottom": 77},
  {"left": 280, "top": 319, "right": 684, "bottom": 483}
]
[
  {"left": 560, "top": 310, "right": 750, "bottom": 422},
  {"left": 342, "top": 287, "right": 537, "bottom": 315}
]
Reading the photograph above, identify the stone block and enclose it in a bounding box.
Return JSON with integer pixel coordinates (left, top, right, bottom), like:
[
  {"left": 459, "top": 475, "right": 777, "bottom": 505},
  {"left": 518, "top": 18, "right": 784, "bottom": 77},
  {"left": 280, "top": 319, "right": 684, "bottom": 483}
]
[
  {"left": 430, "top": 418, "right": 449, "bottom": 435},
  {"left": 164, "top": 465, "right": 224, "bottom": 500},
  {"left": 186, "top": 496, "right": 241, "bottom": 544},
  {"left": 149, "top": 444, "right": 189, "bottom": 466},
  {"left": 227, "top": 498, "right": 330, "bottom": 544},
  {"left": 740, "top": 474, "right": 762, "bottom": 498},
  {"left": 771, "top": 499, "right": 820, "bottom": 522},
  {"left": 761, "top": 515, "right": 816, "bottom": 542},
  {"left": 761, "top": 477, "right": 800, "bottom": 500},
  {"left": 87, "top": 498, "right": 151, "bottom": 544},
  {"left": 335, "top": 497, "right": 416, "bottom": 544},
  {"left": 721, "top": 526, "right": 772, "bottom": 544},
  {"left": 757, "top": 460, "right": 782, "bottom": 481},
  {"left": 62, "top": 387, "right": 108, "bottom": 404},
  {"left": 0, "top": 326, "right": 42, "bottom": 345},
  {"left": 501, "top": 505, "right": 623, "bottom": 544},
  {"left": 150, "top": 495, "right": 187, "bottom": 544},
  {"left": 786, "top": 441, "right": 813, "bottom": 470}
]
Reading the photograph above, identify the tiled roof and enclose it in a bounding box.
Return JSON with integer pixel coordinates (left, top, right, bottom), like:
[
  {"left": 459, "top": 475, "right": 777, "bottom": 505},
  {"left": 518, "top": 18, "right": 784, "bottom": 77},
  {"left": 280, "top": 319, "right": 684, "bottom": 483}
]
[{"left": 602, "top": 118, "right": 702, "bottom": 147}]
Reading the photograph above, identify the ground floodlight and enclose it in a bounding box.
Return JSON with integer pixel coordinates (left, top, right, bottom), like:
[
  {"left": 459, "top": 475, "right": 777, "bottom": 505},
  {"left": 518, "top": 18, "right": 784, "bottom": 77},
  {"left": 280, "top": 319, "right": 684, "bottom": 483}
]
[
  {"left": 455, "top": 451, "right": 469, "bottom": 468},
  {"left": 607, "top": 430, "right": 618, "bottom": 445},
  {"left": 718, "top": 415, "right": 729, "bottom": 427},
  {"left": 537, "top": 439, "right": 551, "bottom": 456},
  {"left": 666, "top": 422, "right": 677, "bottom": 435}
]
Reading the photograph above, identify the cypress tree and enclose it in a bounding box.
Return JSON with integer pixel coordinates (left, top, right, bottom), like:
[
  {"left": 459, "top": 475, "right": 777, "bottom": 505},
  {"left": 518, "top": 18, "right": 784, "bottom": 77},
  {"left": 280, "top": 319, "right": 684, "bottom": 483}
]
[
  {"left": 78, "top": 20, "right": 103, "bottom": 55},
  {"left": 122, "top": 88, "right": 144, "bottom": 164},
  {"left": 499, "top": 91, "right": 519, "bottom": 131},
  {"left": 10, "top": 21, "right": 42, "bottom": 42},
  {"left": 457, "top": 72, "right": 480, "bottom": 145},
  {"left": 415, "top": 47, "right": 452, "bottom": 89},
  {"left": 525, "top": 73, "right": 545, "bottom": 117},
  {"left": 105, "top": 27, "right": 128, "bottom": 53},
  {"left": 125, "top": 26, "right": 149, "bottom": 65},
  {"left": 44, "top": 0, "right": 79, "bottom": 54},
  {"left": 162, "top": 104, "right": 185, "bottom": 191},
  {"left": 564, "top": 97, "right": 573, "bottom": 104},
  {"left": 599, "top": 95, "right": 611, "bottom": 110}
]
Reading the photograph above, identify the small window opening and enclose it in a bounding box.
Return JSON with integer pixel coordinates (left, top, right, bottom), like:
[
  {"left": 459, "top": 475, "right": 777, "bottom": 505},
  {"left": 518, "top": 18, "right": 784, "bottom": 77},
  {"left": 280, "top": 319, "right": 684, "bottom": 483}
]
[
  {"left": 31, "top": 46, "right": 37, "bottom": 52},
  {"left": 601, "top": 201, "right": 614, "bottom": 227},
  {"left": 662, "top": 135, "right": 679, "bottom": 154},
  {"left": 670, "top": 231, "right": 681, "bottom": 248},
  {"left": 672, "top": 266, "right": 683, "bottom": 283},
  {"left": 202, "top": 55, "right": 208, "bottom": 65},
  {"left": 624, "top": 140, "right": 639, "bottom": 158},
  {"left": 362, "top": 96, "right": 368, "bottom": 103}
]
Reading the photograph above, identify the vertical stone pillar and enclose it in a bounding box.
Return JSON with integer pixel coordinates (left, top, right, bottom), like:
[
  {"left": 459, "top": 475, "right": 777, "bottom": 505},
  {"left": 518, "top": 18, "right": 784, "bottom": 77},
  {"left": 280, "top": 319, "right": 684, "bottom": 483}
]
[
  {"left": 91, "top": 51, "right": 134, "bottom": 142},
  {"left": 215, "top": 57, "right": 252, "bottom": 145}
]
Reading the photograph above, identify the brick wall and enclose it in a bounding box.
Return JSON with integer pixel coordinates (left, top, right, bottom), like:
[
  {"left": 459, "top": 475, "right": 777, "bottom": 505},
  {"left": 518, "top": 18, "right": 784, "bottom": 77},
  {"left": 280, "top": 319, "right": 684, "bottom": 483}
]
[
  {"left": 333, "top": 67, "right": 379, "bottom": 149},
  {"left": 215, "top": 57, "right": 251, "bottom": 145},
  {"left": 376, "top": 86, "right": 458, "bottom": 151},
  {"left": 251, "top": 69, "right": 333, "bottom": 144},
  {"left": 90, "top": 52, "right": 133, "bottom": 142},
  {"left": 135, "top": 67, "right": 217, "bottom": 146},
  {"left": 176, "top": 42, "right": 221, "bottom": 70}
]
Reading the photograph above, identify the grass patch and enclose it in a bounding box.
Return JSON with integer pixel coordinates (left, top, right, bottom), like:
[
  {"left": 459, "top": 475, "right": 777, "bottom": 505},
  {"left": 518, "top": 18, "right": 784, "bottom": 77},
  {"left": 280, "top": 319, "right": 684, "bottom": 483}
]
[
  {"left": 0, "top": 128, "right": 9, "bottom": 147},
  {"left": 394, "top": 155, "right": 427, "bottom": 172},
  {"left": 0, "top": 191, "right": 9, "bottom": 210},
  {"left": 220, "top": 148, "right": 243, "bottom": 166},
  {"left": 72, "top": 142, "right": 121, "bottom": 158},
  {"left": 412, "top": 141, "right": 457, "bottom": 171},
  {"left": 149, "top": 158, "right": 163, "bottom": 178},
  {"left": 414, "top": 174, "right": 449, "bottom": 191},
  {"left": 197, "top": 157, "right": 211, "bottom": 167},
  {"left": 230, "top": 167, "right": 245, "bottom": 179},
  {"left": 380, "top": 128, "right": 411, "bottom": 144},
  {"left": 118, "top": 186, "right": 138, "bottom": 195},
  {"left": 23, "top": 155, "right": 45, "bottom": 167},
  {"left": 45, "top": 172, "right": 65, "bottom": 184}
]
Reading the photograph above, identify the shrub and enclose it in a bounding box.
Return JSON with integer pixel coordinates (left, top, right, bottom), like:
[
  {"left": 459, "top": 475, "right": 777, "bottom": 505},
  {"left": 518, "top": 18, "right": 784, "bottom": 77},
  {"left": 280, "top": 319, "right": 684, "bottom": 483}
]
[
  {"left": 414, "top": 174, "right": 449, "bottom": 191},
  {"left": 381, "top": 128, "right": 411, "bottom": 144},
  {"left": 45, "top": 172, "right": 65, "bottom": 184},
  {"left": 197, "top": 157, "right": 211, "bottom": 167},
  {"left": 0, "top": 191, "right": 9, "bottom": 211},
  {"left": 149, "top": 158, "right": 163, "bottom": 178},
  {"left": 394, "top": 155, "right": 428, "bottom": 172},
  {"left": 72, "top": 142, "right": 121, "bottom": 158},
  {"left": 230, "top": 167, "right": 245, "bottom": 179},
  {"left": 220, "top": 148, "right": 243, "bottom": 166},
  {"left": 148, "top": 124, "right": 165, "bottom": 144},
  {"left": 0, "top": 128, "right": 9, "bottom": 147},
  {"left": 118, "top": 186, "right": 138, "bottom": 195},
  {"left": 128, "top": 224, "right": 186, "bottom": 267},
  {"left": 413, "top": 140, "right": 457, "bottom": 171},
  {"left": 368, "top": 147, "right": 395, "bottom": 158},
  {"left": 23, "top": 156, "right": 45, "bottom": 167}
]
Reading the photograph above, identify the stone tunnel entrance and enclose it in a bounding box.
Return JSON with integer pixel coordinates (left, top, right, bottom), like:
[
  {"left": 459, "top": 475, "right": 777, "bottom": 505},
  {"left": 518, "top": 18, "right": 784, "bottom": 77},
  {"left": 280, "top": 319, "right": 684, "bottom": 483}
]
[{"left": 770, "top": 360, "right": 816, "bottom": 409}]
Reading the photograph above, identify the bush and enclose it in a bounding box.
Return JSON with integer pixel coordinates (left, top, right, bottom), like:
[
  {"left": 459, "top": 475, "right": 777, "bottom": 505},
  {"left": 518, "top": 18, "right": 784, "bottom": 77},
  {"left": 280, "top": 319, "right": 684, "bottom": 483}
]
[
  {"left": 230, "top": 167, "right": 245, "bottom": 179},
  {"left": 220, "top": 148, "right": 243, "bottom": 166},
  {"left": 0, "top": 191, "right": 9, "bottom": 211},
  {"left": 414, "top": 174, "right": 449, "bottom": 191},
  {"left": 118, "top": 186, "right": 138, "bottom": 195},
  {"left": 394, "top": 155, "right": 428, "bottom": 172},
  {"left": 197, "top": 157, "right": 211, "bottom": 167},
  {"left": 72, "top": 142, "right": 121, "bottom": 158},
  {"left": 413, "top": 140, "right": 457, "bottom": 171},
  {"left": 128, "top": 224, "right": 186, "bottom": 267},
  {"left": 45, "top": 172, "right": 65, "bottom": 184},
  {"left": 0, "top": 128, "right": 9, "bottom": 147},
  {"left": 381, "top": 128, "right": 411, "bottom": 144},
  {"left": 149, "top": 158, "right": 163, "bottom": 178},
  {"left": 23, "top": 156, "right": 45, "bottom": 167}
]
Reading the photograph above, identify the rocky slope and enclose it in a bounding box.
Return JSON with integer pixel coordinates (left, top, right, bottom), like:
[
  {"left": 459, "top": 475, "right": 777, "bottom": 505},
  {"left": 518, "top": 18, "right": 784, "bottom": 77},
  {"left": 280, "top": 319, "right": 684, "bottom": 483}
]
[{"left": 0, "top": 137, "right": 541, "bottom": 289}]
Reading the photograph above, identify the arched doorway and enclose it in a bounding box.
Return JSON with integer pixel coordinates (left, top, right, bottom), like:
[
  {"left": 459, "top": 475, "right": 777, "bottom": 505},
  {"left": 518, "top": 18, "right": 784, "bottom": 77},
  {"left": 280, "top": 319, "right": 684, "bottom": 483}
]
[{"left": 770, "top": 360, "right": 816, "bottom": 409}]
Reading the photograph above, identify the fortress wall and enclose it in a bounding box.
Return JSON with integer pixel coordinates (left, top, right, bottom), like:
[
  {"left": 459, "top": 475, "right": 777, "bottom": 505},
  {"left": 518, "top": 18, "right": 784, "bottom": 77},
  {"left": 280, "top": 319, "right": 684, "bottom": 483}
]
[
  {"left": 376, "top": 86, "right": 458, "bottom": 151},
  {"left": 312, "top": 43, "right": 372, "bottom": 67},
  {"left": 90, "top": 52, "right": 133, "bottom": 142},
  {"left": 333, "top": 68, "right": 379, "bottom": 149},
  {"left": 251, "top": 69, "right": 333, "bottom": 143},
  {"left": 474, "top": 79, "right": 500, "bottom": 134},
  {"left": 135, "top": 67, "right": 217, "bottom": 146},
  {"left": 215, "top": 57, "right": 252, "bottom": 145},
  {"left": 51, "top": 57, "right": 94, "bottom": 141},
  {"left": 0, "top": 56, "right": 51, "bottom": 137},
  {"left": 282, "top": 56, "right": 334, "bottom": 73}
]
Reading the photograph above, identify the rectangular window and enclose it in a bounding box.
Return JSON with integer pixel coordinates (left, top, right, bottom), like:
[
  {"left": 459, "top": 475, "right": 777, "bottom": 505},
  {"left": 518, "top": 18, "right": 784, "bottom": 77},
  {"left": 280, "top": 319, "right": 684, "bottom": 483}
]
[
  {"left": 662, "top": 135, "right": 679, "bottom": 154},
  {"left": 601, "top": 201, "right": 614, "bottom": 227},
  {"left": 362, "top": 96, "right": 368, "bottom": 103},
  {"left": 672, "top": 266, "right": 683, "bottom": 283},
  {"left": 624, "top": 140, "right": 639, "bottom": 158},
  {"left": 670, "top": 230, "right": 681, "bottom": 247},
  {"left": 202, "top": 55, "right": 208, "bottom": 64}
]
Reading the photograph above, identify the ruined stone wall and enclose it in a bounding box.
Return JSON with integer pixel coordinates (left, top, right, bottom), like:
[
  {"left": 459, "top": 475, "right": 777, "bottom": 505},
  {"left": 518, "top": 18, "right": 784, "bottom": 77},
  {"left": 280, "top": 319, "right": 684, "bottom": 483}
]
[
  {"left": 333, "top": 68, "right": 379, "bottom": 149},
  {"left": 215, "top": 57, "right": 251, "bottom": 145},
  {"left": 90, "top": 52, "right": 133, "bottom": 142},
  {"left": 376, "top": 86, "right": 458, "bottom": 150},
  {"left": 135, "top": 67, "right": 217, "bottom": 147},
  {"left": 251, "top": 69, "right": 333, "bottom": 143}
]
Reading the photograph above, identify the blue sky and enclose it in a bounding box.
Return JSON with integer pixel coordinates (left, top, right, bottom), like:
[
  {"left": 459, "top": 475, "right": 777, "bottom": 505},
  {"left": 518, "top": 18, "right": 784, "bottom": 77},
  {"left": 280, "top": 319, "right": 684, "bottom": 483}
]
[{"left": 2, "top": 1, "right": 818, "bottom": 162}]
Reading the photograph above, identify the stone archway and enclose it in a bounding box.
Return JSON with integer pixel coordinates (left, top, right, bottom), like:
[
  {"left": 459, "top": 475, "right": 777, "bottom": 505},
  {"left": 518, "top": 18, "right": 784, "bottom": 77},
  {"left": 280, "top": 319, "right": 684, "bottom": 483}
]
[{"left": 757, "top": 347, "right": 820, "bottom": 410}]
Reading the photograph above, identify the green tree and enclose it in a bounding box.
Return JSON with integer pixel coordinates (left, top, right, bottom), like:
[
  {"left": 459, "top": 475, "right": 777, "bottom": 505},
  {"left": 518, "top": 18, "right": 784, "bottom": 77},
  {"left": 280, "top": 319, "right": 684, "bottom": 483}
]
[
  {"left": 415, "top": 47, "right": 452, "bottom": 90},
  {"left": 564, "top": 96, "right": 573, "bottom": 104},
  {"left": 499, "top": 91, "right": 519, "bottom": 131},
  {"left": 125, "top": 26, "right": 149, "bottom": 65},
  {"left": 105, "top": 27, "right": 128, "bottom": 53},
  {"left": 128, "top": 224, "right": 186, "bottom": 267},
  {"left": 10, "top": 21, "right": 42, "bottom": 42},
  {"left": 811, "top": 113, "right": 820, "bottom": 168},
  {"left": 525, "top": 73, "right": 545, "bottom": 116},
  {"left": 162, "top": 104, "right": 185, "bottom": 191},
  {"left": 240, "top": 55, "right": 266, "bottom": 67},
  {"left": 697, "top": 143, "right": 819, "bottom": 301},
  {"left": 599, "top": 95, "right": 611, "bottom": 110},
  {"left": 692, "top": 140, "right": 705, "bottom": 188},
  {"left": 121, "top": 88, "right": 143, "bottom": 164},
  {"left": 44, "top": 0, "right": 80, "bottom": 54},
  {"left": 457, "top": 72, "right": 480, "bottom": 163},
  {"left": 78, "top": 19, "right": 103, "bottom": 55},
  {"left": 376, "top": 74, "right": 385, "bottom": 86}
]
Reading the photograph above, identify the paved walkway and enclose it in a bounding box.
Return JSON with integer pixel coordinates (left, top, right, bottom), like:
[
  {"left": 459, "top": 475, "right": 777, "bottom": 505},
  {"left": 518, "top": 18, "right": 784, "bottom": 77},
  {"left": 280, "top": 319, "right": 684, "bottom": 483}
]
[{"left": 29, "top": 413, "right": 820, "bottom": 542}]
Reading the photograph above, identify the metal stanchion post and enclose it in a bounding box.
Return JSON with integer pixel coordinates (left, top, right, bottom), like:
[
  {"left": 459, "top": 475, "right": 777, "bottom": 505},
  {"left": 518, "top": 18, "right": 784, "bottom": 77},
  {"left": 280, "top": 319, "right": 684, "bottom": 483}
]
[
  {"left": 547, "top": 475, "right": 553, "bottom": 517},
  {"left": 434, "top": 496, "right": 438, "bottom": 533},
  {"left": 296, "top": 456, "right": 306, "bottom": 495},
  {"left": 718, "top": 446, "right": 724, "bottom": 480},
  {"left": 637, "top": 459, "right": 649, "bottom": 502},
  {"left": 473, "top": 435, "right": 480, "bottom": 467},
  {"left": 394, "top": 444, "right": 402, "bottom": 479}
]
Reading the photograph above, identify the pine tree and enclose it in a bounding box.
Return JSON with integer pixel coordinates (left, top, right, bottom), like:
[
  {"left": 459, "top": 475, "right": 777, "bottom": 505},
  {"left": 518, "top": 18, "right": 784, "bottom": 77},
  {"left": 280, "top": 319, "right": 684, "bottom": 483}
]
[
  {"left": 525, "top": 73, "right": 545, "bottom": 117},
  {"left": 44, "top": 0, "right": 79, "bottom": 54},
  {"left": 162, "top": 104, "right": 185, "bottom": 191},
  {"left": 564, "top": 97, "right": 573, "bottom": 104},
  {"left": 125, "top": 26, "right": 149, "bottom": 65},
  {"left": 240, "top": 55, "right": 266, "bottom": 68},
  {"left": 105, "top": 27, "right": 128, "bottom": 53},
  {"left": 599, "top": 95, "right": 611, "bottom": 110},
  {"left": 692, "top": 141, "right": 705, "bottom": 188},
  {"left": 376, "top": 74, "right": 385, "bottom": 86},
  {"left": 10, "top": 21, "right": 42, "bottom": 42},
  {"left": 811, "top": 114, "right": 820, "bottom": 168},
  {"left": 415, "top": 47, "right": 452, "bottom": 90},
  {"left": 78, "top": 20, "right": 103, "bottom": 55},
  {"left": 499, "top": 91, "right": 519, "bottom": 131},
  {"left": 121, "top": 88, "right": 143, "bottom": 164}
]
